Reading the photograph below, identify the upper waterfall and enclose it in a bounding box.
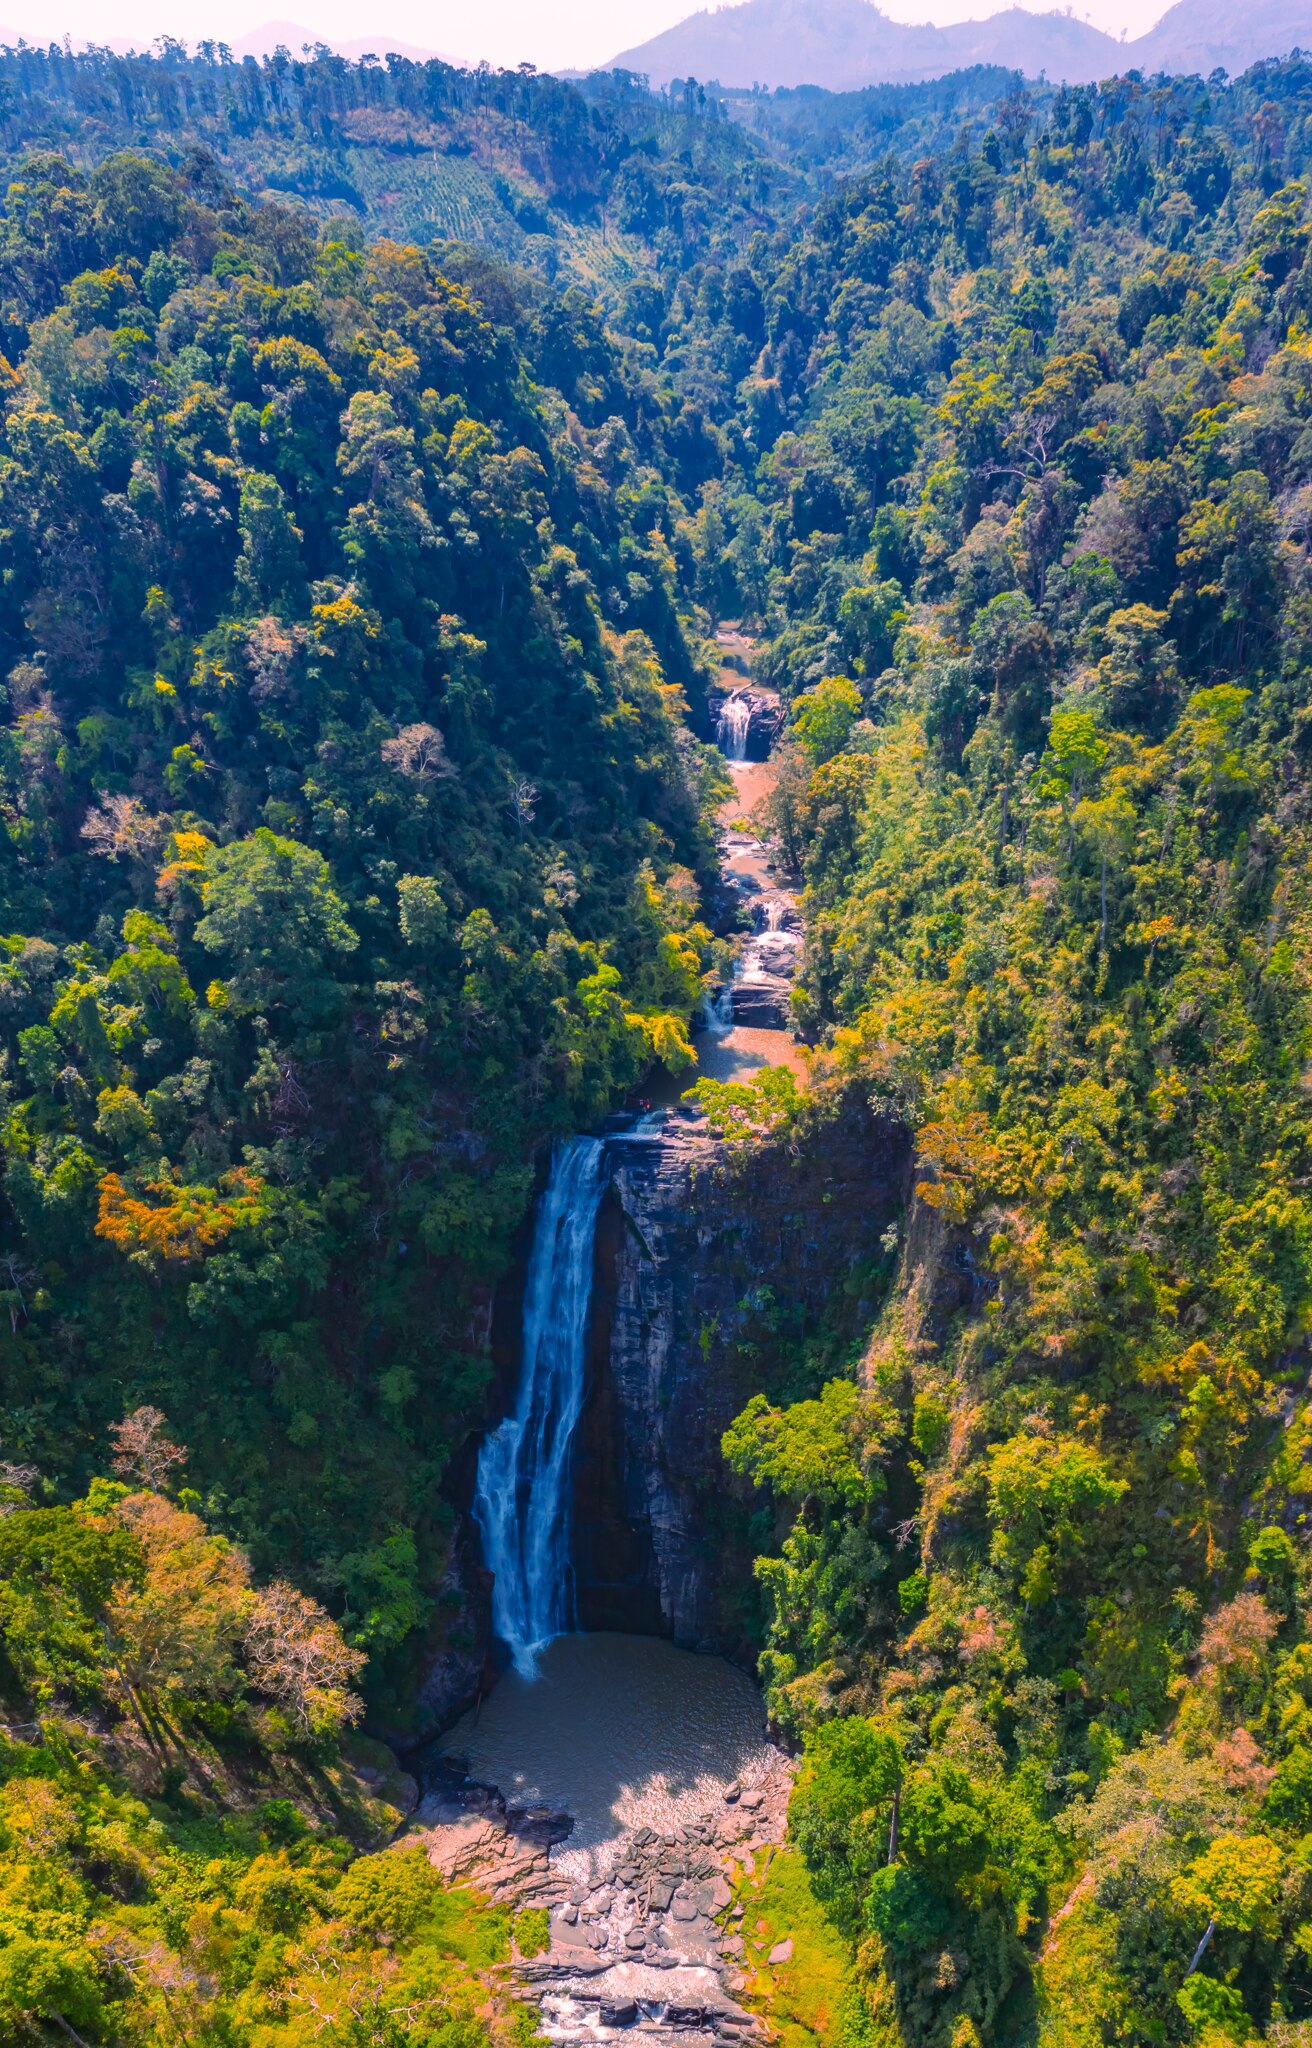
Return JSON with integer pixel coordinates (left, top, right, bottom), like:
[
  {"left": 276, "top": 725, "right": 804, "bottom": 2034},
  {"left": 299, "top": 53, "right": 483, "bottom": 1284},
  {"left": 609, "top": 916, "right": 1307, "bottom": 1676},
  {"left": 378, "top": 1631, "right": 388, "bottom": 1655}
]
[
  {"left": 716, "top": 693, "right": 752, "bottom": 762},
  {"left": 473, "top": 1137, "right": 606, "bottom": 1678}
]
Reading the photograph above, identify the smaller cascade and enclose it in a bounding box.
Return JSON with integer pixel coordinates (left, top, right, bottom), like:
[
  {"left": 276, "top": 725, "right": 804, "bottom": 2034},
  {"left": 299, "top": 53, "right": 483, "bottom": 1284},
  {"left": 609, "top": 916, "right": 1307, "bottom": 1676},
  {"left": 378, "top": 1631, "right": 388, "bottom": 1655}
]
[
  {"left": 473, "top": 1138, "right": 606, "bottom": 1678},
  {"left": 716, "top": 692, "right": 752, "bottom": 762},
  {"left": 705, "top": 981, "right": 735, "bottom": 1033}
]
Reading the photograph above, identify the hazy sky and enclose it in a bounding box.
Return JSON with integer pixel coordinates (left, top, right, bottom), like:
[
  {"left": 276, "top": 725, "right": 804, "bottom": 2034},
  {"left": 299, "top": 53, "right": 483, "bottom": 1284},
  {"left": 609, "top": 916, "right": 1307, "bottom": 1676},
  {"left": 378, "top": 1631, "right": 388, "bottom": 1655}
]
[{"left": 0, "top": 0, "right": 1176, "bottom": 75}]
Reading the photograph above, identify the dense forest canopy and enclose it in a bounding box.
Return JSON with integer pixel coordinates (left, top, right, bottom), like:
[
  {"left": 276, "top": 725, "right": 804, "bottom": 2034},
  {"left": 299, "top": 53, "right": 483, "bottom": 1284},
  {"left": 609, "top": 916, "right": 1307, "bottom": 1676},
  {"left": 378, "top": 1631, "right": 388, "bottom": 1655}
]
[{"left": 6, "top": 35, "right": 1312, "bottom": 2048}]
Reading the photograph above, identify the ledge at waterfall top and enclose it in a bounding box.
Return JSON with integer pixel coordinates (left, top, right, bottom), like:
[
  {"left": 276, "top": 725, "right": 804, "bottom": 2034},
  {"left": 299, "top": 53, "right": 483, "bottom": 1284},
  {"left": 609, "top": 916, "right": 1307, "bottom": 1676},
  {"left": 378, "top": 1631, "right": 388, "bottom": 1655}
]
[{"left": 473, "top": 1139, "right": 607, "bottom": 1678}]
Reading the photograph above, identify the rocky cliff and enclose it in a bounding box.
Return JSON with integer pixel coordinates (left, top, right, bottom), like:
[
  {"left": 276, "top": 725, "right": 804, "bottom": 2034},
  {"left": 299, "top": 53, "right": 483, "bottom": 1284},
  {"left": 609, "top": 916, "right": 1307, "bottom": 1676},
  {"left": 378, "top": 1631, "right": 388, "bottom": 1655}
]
[
  {"left": 572, "top": 1095, "right": 910, "bottom": 1658},
  {"left": 418, "top": 1092, "right": 909, "bottom": 1727}
]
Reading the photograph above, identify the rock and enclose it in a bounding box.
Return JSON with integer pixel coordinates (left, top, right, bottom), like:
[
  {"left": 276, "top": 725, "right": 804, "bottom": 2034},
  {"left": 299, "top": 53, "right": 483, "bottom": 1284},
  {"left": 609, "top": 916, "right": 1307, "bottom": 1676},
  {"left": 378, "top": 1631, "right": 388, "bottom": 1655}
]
[
  {"left": 768, "top": 1938, "right": 794, "bottom": 1965},
  {"left": 625, "top": 1928, "right": 647, "bottom": 1950},
  {"left": 672, "top": 1893, "right": 700, "bottom": 1922},
  {"left": 413, "top": 1813, "right": 563, "bottom": 1907},
  {"left": 649, "top": 1878, "right": 676, "bottom": 1911},
  {"left": 580, "top": 1101, "right": 908, "bottom": 1650},
  {"left": 560, "top": 1904, "right": 578, "bottom": 1925},
  {"left": 739, "top": 1790, "right": 764, "bottom": 1812},
  {"left": 667, "top": 2007, "right": 707, "bottom": 2028},
  {"left": 600, "top": 2002, "right": 638, "bottom": 2027},
  {"left": 710, "top": 1877, "right": 733, "bottom": 1911}
]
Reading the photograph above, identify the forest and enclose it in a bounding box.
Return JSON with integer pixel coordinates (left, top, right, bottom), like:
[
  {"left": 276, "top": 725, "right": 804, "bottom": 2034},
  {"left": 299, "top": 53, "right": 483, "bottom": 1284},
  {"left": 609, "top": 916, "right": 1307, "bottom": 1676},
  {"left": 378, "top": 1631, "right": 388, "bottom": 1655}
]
[{"left": 4, "top": 32, "right": 1312, "bottom": 2048}]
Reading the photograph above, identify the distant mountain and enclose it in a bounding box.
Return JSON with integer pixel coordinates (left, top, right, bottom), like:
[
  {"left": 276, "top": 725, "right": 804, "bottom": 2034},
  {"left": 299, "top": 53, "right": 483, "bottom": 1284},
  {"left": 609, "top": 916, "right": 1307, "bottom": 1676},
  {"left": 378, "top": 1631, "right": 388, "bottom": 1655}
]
[
  {"left": 1133, "top": 0, "right": 1310, "bottom": 79},
  {"left": 605, "top": 0, "right": 1309, "bottom": 90}
]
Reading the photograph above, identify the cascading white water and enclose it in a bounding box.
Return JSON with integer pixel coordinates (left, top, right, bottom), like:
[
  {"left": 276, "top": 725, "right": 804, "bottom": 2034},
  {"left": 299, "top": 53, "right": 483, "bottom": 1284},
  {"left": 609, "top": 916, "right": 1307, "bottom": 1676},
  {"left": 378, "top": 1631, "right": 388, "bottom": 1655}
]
[
  {"left": 707, "top": 982, "right": 735, "bottom": 1033},
  {"left": 716, "top": 694, "right": 752, "bottom": 762},
  {"left": 473, "top": 1137, "right": 606, "bottom": 1679}
]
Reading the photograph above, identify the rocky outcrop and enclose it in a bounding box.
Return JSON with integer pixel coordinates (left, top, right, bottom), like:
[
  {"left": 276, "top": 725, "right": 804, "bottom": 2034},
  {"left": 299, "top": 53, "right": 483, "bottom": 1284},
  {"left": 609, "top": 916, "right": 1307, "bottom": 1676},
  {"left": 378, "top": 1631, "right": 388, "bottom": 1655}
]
[
  {"left": 571, "top": 1095, "right": 910, "bottom": 1655},
  {"left": 524, "top": 1748, "right": 793, "bottom": 2046}
]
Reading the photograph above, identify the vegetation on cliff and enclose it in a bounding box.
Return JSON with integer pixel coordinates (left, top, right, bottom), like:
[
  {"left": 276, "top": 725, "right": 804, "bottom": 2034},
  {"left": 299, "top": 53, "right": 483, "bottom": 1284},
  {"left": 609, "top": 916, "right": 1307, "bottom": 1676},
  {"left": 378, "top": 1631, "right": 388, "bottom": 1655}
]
[
  {"left": 704, "top": 50, "right": 1312, "bottom": 2048},
  {"left": 0, "top": 142, "right": 724, "bottom": 1720}
]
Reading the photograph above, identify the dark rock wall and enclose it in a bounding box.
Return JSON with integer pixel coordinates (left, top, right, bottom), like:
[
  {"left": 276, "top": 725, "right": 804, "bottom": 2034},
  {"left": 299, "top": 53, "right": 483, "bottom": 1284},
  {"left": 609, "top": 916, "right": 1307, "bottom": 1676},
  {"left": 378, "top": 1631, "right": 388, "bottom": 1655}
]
[{"left": 572, "top": 1098, "right": 910, "bottom": 1658}]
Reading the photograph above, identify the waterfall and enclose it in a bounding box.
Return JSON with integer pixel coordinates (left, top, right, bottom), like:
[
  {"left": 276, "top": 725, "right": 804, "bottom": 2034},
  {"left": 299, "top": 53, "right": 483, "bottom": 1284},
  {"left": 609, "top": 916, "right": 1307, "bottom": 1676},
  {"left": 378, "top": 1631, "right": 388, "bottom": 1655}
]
[
  {"left": 473, "top": 1137, "right": 606, "bottom": 1679},
  {"left": 707, "top": 982, "right": 735, "bottom": 1033},
  {"left": 716, "top": 694, "right": 752, "bottom": 763}
]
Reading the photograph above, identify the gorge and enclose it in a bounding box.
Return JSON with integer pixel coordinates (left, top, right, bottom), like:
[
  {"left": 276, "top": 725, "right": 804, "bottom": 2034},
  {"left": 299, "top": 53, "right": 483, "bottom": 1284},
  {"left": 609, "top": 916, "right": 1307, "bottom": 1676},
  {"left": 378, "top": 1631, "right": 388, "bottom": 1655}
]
[{"left": 423, "top": 659, "right": 910, "bottom": 2044}]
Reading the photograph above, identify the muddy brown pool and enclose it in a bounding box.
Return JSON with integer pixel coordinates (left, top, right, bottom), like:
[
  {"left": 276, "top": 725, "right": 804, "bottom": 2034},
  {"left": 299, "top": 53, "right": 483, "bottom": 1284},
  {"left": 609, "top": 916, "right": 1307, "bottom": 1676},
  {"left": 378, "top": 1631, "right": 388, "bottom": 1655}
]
[{"left": 435, "top": 1632, "right": 776, "bottom": 1870}]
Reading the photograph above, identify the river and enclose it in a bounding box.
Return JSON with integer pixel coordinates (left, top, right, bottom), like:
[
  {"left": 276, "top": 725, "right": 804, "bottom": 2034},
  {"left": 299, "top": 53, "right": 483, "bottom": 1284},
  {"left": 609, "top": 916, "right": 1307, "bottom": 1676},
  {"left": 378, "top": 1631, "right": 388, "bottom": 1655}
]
[
  {"left": 695, "top": 634, "right": 806, "bottom": 1087},
  {"left": 422, "top": 630, "right": 800, "bottom": 2044}
]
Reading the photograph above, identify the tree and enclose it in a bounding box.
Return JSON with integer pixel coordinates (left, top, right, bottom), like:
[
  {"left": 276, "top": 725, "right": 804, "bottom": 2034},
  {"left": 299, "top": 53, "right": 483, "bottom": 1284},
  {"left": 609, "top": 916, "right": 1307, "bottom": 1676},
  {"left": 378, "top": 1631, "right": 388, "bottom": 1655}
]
[
  {"left": 724, "top": 1379, "right": 892, "bottom": 1509},
  {"left": 109, "top": 1407, "right": 186, "bottom": 1493},
  {"left": 791, "top": 675, "right": 862, "bottom": 764},
  {"left": 103, "top": 1492, "right": 251, "bottom": 1731},
  {"left": 1173, "top": 1832, "right": 1283, "bottom": 1976},
  {"left": 987, "top": 1430, "right": 1126, "bottom": 1602},
  {"left": 380, "top": 723, "right": 451, "bottom": 781},
  {"left": 234, "top": 471, "right": 306, "bottom": 612},
  {"left": 791, "top": 1715, "right": 904, "bottom": 1926},
  {"left": 1073, "top": 771, "right": 1137, "bottom": 944},
  {"left": 194, "top": 828, "right": 357, "bottom": 1021},
  {"left": 0, "top": 1506, "right": 141, "bottom": 1703},
  {"left": 80, "top": 794, "right": 164, "bottom": 864},
  {"left": 244, "top": 1579, "right": 365, "bottom": 1737}
]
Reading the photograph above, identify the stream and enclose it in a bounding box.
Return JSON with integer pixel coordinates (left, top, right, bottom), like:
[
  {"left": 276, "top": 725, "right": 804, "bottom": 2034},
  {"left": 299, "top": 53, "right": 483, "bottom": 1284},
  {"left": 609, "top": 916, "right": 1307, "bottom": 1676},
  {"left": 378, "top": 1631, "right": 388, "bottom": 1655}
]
[
  {"left": 418, "top": 631, "right": 803, "bottom": 2046},
  {"left": 698, "top": 647, "right": 805, "bottom": 1086}
]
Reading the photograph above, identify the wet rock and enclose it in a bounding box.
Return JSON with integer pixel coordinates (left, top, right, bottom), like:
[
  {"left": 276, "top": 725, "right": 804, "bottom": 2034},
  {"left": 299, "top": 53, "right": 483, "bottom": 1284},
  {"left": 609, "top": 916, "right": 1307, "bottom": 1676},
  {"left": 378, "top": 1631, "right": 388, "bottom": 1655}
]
[{"left": 601, "top": 2002, "right": 638, "bottom": 2027}]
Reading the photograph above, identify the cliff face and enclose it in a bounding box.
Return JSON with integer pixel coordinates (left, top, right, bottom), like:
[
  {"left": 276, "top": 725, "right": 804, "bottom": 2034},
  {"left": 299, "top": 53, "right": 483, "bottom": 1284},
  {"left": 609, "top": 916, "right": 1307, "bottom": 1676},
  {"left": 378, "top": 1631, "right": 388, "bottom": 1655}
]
[
  {"left": 418, "top": 1095, "right": 910, "bottom": 1727},
  {"left": 572, "top": 1097, "right": 910, "bottom": 1658}
]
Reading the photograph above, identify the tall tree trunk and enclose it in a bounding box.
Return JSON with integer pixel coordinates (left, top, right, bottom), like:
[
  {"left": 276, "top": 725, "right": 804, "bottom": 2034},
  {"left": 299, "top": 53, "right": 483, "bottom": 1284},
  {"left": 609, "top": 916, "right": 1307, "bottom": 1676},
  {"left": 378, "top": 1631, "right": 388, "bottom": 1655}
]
[{"left": 1185, "top": 1919, "right": 1215, "bottom": 1979}]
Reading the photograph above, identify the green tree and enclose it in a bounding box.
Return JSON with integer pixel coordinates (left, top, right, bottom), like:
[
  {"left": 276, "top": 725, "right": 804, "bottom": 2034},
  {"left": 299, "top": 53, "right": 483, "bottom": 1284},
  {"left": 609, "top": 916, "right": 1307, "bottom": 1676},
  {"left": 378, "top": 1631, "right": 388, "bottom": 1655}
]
[{"left": 194, "top": 828, "right": 358, "bottom": 1022}]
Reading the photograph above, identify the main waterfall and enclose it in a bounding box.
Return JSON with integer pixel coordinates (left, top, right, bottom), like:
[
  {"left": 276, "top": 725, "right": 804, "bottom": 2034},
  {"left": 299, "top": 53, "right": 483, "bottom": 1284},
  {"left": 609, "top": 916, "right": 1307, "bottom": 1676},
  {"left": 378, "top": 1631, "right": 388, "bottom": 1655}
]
[{"left": 473, "top": 1137, "right": 606, "bottom": 1678}]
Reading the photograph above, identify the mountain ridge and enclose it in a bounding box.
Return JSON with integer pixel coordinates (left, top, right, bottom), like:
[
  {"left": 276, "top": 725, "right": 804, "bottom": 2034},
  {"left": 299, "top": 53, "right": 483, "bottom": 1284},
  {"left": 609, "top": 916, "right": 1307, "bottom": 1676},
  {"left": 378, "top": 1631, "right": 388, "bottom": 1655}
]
[{"left": 606, "top": 0, "right": 1309, "bottom": 90}]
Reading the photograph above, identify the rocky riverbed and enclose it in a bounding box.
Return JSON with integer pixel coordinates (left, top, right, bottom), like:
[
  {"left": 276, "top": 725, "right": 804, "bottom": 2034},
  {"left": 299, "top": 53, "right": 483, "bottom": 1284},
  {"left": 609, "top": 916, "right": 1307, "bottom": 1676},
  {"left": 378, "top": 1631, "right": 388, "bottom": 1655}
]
[
  {"left": 697, "top": 666, "right": 806, "bottom": 1084},
  {"left": 414, "top": 1708, "right": 795, "bottom": 2047}
]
